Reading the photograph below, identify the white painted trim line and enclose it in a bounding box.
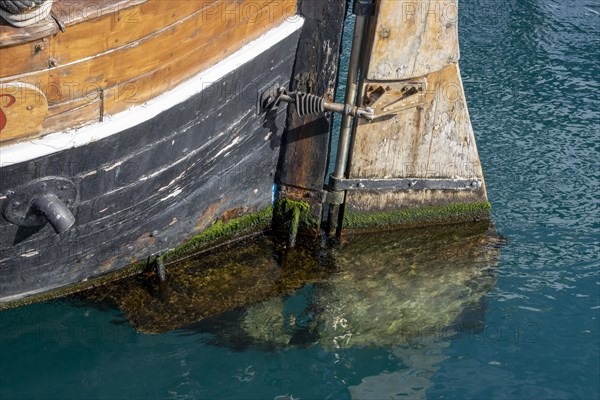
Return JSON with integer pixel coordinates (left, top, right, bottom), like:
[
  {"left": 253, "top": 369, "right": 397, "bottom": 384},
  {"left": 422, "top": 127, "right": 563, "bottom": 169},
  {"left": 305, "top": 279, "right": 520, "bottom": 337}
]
[{"left": 1, "top": 17, "right": 305, "bottom": 166}]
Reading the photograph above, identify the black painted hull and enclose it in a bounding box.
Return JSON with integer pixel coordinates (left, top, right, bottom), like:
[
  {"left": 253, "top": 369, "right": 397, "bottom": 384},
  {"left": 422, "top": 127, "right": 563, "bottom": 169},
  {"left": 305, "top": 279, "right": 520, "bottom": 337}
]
[{"left": 0, "top": 28, "right": 301, "bottom": 304}]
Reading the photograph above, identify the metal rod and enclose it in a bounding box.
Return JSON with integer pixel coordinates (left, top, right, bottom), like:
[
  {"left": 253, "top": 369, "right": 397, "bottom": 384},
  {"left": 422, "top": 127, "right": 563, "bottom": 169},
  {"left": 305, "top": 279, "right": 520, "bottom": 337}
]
[
  {"left": 327, "top": 1, "right": 373, "bottom": 236},
  {"left": 332, "top": 7, "right": 369, "bottom": 182},
  {"left": 277, "top": 93, "right": 373, "bottom": 119}
]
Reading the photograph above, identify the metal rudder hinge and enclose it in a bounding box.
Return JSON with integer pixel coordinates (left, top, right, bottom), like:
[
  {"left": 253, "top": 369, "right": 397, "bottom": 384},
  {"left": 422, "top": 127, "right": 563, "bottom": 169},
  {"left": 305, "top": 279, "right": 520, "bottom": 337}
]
[
  {"left": 329, "top": 177, "right": 483, "bottom": 192},
  {"left": 260, "top": 85, "right": 375, "bottom": 120},
  {"left": 363, "top": 79, "right": 428, "bottom": 119},
  {"left": 260, "top": 79, "right": 427, "bottom": 122}
]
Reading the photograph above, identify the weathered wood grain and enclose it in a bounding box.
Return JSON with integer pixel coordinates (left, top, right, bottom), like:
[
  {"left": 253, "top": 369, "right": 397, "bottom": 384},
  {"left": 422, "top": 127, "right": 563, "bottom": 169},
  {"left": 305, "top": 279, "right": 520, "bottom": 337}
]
[
  {"left": 339, "top": 0, "right": 487, "bottom": 228},
  {"left": 276, "top": 0, "right": 347, "bottom": 224},
  {"left": 365, "top": 0, "right": 459, "bottom": 80},
  {"left": 350, "top": 64, "right": 482, "bottom": 180}
]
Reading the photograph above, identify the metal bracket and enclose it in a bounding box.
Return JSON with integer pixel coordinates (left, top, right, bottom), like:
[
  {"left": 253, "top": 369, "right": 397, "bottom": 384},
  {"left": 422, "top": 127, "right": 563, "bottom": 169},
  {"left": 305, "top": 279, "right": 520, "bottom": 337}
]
[
  {"left": 3, "top": 177, "right": 78, "bottom": 234},
  {"left": 363, "top": 79, "right": 427, "bottom": 120},
  {"left": 260, "top": 85, "right": 374, "bottom": 120},
  {"left": 323, "top": 189, "right": 345, "bottom": 205},
  {"left": 353, "top": 0, "right": 376, "bottom": 16},
  {"left": 329, "top": 177, "right": 483, "bottom": 192}
]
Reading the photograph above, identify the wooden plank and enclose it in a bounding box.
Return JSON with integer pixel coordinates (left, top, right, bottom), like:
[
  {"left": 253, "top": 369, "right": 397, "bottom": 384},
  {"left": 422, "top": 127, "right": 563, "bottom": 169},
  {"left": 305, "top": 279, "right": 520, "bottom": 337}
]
[
  {"left": 340, "top": 0, "right": 488, "bottom": 230},
  {"left": 0, "top": 0, "right": 294, "bottom": 100},
  {"left": 345, "top": 188, "right": 487, "bottom": 214},
  {"left": 0, "top": 82, "right": 48, "bottom": 142},
  {"left": 0, "top": 0, "right": 147, "bottom": 48},
  {"left": 0, "top": 0, "right": 296, "bottom": 143},
  {"left": 0, "top": 16, "right": 56, "bottom": 48},
  {"left": 365, "top": 0, "right": 459, "bottom": 80},
  {"left": 0, "top": 0, "right": 219, "bottom": 77},
  {"left": 344, "top": 63, "right": 487, "bottom": 222},
  {"left": 349, "top": 64, "right": 482, "bottom": 180},
  {"left": 276, "top": 0, "right": 348, "bottom": 225},
  {"left": 101, "top": 0, "right": 294, "bottom": 117},
  {"left": 40, "top": 96, "right": 101, "bottom": 136}
]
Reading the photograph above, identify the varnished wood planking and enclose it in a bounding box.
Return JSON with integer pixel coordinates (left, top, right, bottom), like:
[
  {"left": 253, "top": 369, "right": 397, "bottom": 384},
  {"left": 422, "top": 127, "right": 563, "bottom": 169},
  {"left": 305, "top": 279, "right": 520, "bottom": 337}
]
[
  {"left": 101, "top": 0, "right": 295, "bottom": 117},
  {"left": 0, "top": 0, "right": 220, "bottom": 77},
  {"left": 41, "top": 97, "right": 101, "bottom": 134},
  {"left": 0, "top": 0, "right": 147, "bottom": 48},
  {"left": 0, "top": 0, "right": 295, "bottom": 101},
  {"left": 0, "top": 17, "right": 57, "bottom": 48},
  {"left": 0, "top": 0, "right": 297, "bottom": 143},
  {"left": 365, "top": 0, "right": 459, "bottom": 80},
  {"left": 0, "top": 83, "right": 48, "bottom": 142}
]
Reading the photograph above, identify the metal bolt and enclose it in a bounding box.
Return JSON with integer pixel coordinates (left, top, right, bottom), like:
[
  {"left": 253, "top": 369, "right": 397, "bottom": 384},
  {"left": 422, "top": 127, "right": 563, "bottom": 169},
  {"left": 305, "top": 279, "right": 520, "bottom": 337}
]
[
  {"left": 27, "top": 105, "right": 33, "bottom": 111},
  {"left": 34, "top": 43, "right": 44, "bottom": 54},
  {"left": 48, "top": 58, "right": 58, "bottom": 68},
  {"left": 380, "top": 27, "right": 390, "bottom": 39}
]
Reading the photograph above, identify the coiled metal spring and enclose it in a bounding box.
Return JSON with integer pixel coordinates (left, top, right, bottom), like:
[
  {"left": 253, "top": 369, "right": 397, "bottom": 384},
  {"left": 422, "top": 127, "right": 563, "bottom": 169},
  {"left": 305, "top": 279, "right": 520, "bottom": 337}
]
[{"left": 294, "top": 92, "right": 325, "bottom": 118}]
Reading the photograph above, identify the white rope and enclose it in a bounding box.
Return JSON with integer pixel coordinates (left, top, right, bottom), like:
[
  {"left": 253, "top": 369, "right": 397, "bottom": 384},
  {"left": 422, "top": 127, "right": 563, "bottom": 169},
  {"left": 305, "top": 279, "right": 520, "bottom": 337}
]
[{"left": 0, "top": 0, "right": 53, "bottom": 27}]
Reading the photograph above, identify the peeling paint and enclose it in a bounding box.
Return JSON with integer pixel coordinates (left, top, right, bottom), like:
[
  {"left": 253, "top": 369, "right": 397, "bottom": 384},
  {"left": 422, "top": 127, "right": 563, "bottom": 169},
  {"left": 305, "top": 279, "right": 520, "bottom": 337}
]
[
  {"left": 103, "top": 160, "right": 123, "bottom": 171},
  {"left": 160, "top": 188, "right": 183, "bottom": 202},
  {"left": 158, "top": 171, "right": 186, "bottom": 192},
  {"left": 215, "top": 136, "right": 241, "bottom": 157}
]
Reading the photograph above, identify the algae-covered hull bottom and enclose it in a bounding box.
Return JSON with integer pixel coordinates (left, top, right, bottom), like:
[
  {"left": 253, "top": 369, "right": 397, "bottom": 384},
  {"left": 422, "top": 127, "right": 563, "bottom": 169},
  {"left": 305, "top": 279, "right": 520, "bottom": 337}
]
[{"left": 0, "top": 20, "right": 303, "bottom": 306}]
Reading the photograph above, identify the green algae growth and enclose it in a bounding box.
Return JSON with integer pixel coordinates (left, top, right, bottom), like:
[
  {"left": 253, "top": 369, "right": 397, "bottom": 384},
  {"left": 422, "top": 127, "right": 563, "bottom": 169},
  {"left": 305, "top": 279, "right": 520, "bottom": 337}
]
[{"left": 343, "top": 201, "right": 492, "bottom": 230}]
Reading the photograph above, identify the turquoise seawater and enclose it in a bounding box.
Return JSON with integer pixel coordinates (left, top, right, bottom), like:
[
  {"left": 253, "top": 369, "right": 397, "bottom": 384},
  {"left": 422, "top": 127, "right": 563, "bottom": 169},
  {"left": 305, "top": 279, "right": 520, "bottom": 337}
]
[{"left": 1, "top": 1, "right": 599, "bottom": 399}]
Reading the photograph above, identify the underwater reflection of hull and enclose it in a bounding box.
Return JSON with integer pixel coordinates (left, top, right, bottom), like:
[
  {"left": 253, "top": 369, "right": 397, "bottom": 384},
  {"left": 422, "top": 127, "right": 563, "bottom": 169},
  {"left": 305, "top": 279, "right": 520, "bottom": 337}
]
[
  {"left": 243, "top": 222, "right": 500, "bottom": 349},
  {"left": 81, "top": 222, "right": 500, "bottom": 346}
]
